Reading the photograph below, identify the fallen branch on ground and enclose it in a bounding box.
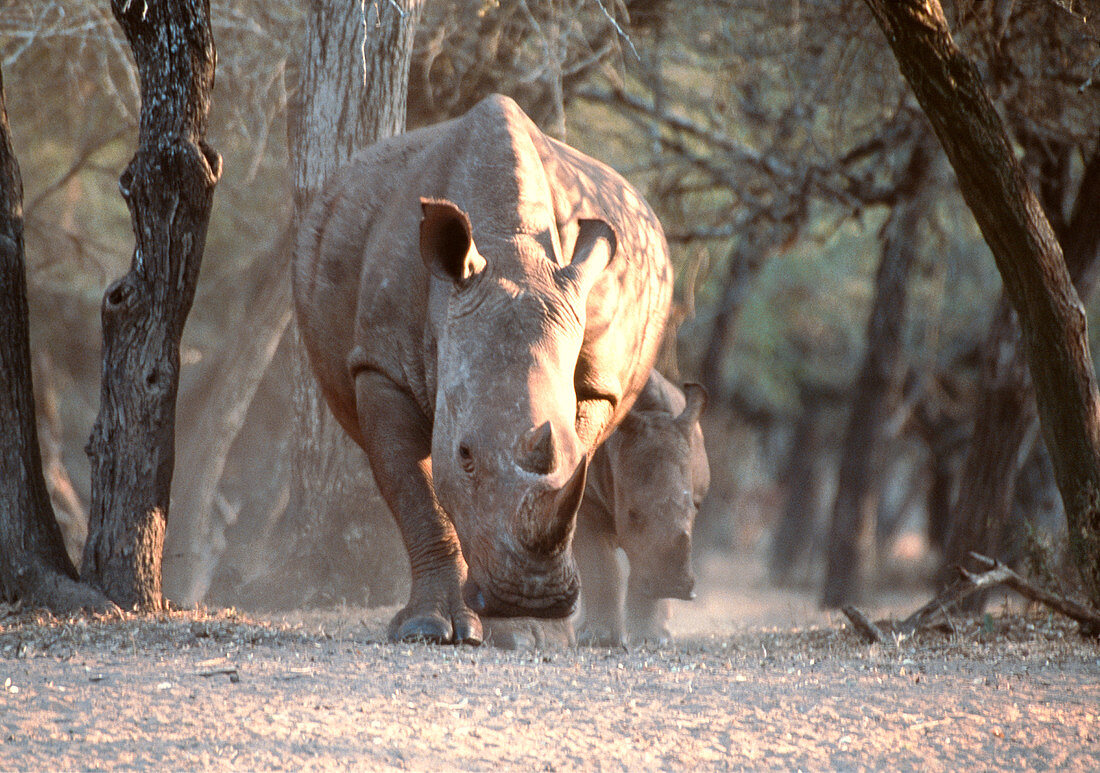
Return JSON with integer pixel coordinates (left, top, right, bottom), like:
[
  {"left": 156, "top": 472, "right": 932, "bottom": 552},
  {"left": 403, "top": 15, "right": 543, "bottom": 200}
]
[
  {"left": 843, "top": 551, "right": 1100, "bottom": 643},
  {"left": 962, "top": 553, "right": 1100, "bottom": 636}
]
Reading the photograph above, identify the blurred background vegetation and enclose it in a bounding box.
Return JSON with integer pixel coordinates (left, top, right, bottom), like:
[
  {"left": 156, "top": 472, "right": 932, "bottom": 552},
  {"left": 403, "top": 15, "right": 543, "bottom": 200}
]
[{"left": 3, "top": 0, "right": 1098, "bottom": 610}]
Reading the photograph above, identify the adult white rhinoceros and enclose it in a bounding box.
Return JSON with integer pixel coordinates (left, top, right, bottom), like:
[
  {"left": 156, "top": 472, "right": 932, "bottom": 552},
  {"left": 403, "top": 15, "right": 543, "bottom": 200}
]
[{"left": 294, "top": 94, "right": 672, "bottom": 644}]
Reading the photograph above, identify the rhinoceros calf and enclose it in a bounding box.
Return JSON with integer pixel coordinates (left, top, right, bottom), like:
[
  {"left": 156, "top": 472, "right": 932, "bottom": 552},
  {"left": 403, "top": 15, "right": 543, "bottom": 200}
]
[
  {"left": 574, "top": 371, "right": 709, "bottom": 647},
  {"left": 294, "top": 94, "right": 672, "bottom": 644}
]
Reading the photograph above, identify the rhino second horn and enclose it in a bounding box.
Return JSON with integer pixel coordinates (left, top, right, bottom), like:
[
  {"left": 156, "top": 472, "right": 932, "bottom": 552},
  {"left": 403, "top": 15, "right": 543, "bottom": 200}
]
[{"left": 517, "top": 421, "right": 557, "bottom": 475}]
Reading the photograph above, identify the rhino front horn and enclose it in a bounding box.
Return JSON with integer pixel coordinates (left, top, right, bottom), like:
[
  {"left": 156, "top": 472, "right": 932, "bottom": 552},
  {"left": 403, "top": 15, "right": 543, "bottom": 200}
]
[
  {"left": 519, "top": 455, "right": 588, "bottom": 555},
  {"left": 517, "top": 421, "right": 557, "bottom": 475}
]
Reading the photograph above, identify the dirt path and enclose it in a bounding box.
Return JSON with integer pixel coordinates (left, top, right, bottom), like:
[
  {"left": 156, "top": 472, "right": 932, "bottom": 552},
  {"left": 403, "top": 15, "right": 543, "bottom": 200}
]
[{"left": 1, "top": 554, "right": 1098, "bottom": 771}]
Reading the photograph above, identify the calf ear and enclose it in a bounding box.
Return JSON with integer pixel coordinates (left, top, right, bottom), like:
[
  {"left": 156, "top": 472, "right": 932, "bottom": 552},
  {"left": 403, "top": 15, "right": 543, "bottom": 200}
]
[
  {"left": 558, "top": 219, "right": 616, "bottom": 296},
  {"left": 677, "top": 383, "right": 707, "bottom": 427},
  {"left": 420, "top": 198, "right": 486, "bottom": 285}
]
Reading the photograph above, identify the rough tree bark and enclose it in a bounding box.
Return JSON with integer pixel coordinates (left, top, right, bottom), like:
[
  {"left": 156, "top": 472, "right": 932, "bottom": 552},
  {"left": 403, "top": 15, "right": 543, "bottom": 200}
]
[
  {"left": 235, "top": 0, "right": 422, "bottom": 609},
  {"left": 0, "top": 67, "right": 111, "bottom": 613},
  {"left": 821, "top": 140, "right": 929, "bottom": 608},
  {"left": 81, "top": 0, "right": 222, "bottom": 610},
  {"left": 943, "top": 148, "right": 1100, "bottom": 581},
  {"left": 863, "top": 0, "right": 1100, "bottom": 605}
]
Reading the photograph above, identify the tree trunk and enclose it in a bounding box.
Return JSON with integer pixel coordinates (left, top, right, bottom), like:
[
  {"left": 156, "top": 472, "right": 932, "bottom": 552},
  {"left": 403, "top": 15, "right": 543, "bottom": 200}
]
[
  {"left": 768, "top": 397, "right": 826, "bottom": 587},
  {"left": 940, "top": 301, "right": 1036, "bottom": 578},
  {"left": 0, "top": 67, "right": 111, "bottom": 614},
  {"left": 863, "top": 0, "right": 1100, "bottom": 606},
  {"left": 290, "top": 1, "right": 423, "bottom": 215},
  {"left": 244, "top": 0, "right": 422, "bottom": 609},
  {"left": 821, "top": 140, "right": 929, "bottom": 608},
  {"left": 941, "top": 147, "right": 1100, "bottom": 583},
  {"left": 911, "top": 376, "right": 970, "bottom": 552},
  {"left": 925, "top": 450, "right": 954, "bottom": 551},
  {"left": 81, "top": 0, "right": 221, "bottom": 610}
]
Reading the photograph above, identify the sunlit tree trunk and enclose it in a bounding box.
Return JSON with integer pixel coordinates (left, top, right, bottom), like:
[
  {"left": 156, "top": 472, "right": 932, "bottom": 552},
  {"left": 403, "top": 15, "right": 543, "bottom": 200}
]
[
  {"left": 864, "top": 0, "right": 1100, "bottom": 606},
  {"left": 162, "top": 227, "right": 294, "bottom": 605},
  {"left": 1, "top": 0, "right": 220, "bottom": 613}
]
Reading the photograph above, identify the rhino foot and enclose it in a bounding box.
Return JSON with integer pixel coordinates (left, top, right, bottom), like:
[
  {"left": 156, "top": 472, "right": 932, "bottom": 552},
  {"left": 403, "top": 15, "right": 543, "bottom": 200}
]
[
  {"left": 576, "top": 624, "right": 627, "bottom": 650},
  {"left": 629, "top": 629, "right": 672, "bottom": 647},
  {"left": 387, "top": 602, "right": 482, "bottom": 646},
  {"left": 481, "top": 617, "right": 575, "bottom": 650},
  {"left": 626, "top": 618, "right": 672, "bottom": 647},
  {"left": 625, "top": 595, "right": 673, "bottom": 646}
]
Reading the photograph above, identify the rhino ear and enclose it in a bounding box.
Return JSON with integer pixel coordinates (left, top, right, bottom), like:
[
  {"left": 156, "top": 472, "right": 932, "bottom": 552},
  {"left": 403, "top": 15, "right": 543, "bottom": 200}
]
[
  {"left": 420, "top": 198, "right": 486, "bottom": 285},
  {"left": 559, "top": 219, "right": 616, "bottom": 295},
  {"left": 677, "top": 383, "right": 707, "bottom": 428}
]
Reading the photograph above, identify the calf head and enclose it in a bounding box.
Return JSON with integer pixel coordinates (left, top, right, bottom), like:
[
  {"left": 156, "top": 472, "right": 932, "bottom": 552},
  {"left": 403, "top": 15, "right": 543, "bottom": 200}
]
[
  {"left": 613, "top": 384, "right": 708, "bottom": 601},
  {"left": 420, "top": 198, "right": 616, "bottom": 619}
]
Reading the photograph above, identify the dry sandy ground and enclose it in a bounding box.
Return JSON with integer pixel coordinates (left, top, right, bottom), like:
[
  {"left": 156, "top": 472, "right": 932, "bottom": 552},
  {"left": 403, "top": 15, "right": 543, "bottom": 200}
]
[{"left": 0, "top": 553, "right": 1098, "bottom": 771}]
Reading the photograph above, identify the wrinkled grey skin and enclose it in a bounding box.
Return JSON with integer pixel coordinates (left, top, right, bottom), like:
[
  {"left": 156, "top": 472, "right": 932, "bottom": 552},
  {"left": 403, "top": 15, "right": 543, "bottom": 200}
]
[
  {"left": 574, "top": 372, "right": 709, "bottom": 647},
  {"left": 294, "top": 95, "right": 672, "bottom": 645}
]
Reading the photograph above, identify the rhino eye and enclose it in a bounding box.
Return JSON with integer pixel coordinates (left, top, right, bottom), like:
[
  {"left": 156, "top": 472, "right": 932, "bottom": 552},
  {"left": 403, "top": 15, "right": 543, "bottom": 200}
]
[{"left": 458, "top": 442, "right": 475, "bottom": 474}]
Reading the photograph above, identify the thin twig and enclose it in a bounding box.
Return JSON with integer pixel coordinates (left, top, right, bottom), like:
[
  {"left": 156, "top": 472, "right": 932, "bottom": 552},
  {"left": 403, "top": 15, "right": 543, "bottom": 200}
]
[{"left": 589, "top": 0, "right": 639, "bottom": 61}]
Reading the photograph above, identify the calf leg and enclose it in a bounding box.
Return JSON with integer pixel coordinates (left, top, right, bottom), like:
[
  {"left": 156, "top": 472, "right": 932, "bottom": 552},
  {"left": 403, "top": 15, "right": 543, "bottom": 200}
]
[
  {"left": 625, "top": 582, "right": 673, "bottom": 645},
  {"left": 573, "top": 504, "right": 625, "bottom": 647},
  {"left": 355, "top": 371, "right": 480, "bottom": 645}
]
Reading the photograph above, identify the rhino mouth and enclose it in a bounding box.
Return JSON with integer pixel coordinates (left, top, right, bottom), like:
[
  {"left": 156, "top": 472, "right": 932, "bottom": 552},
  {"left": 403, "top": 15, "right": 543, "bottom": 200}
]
[{"left": 464, "top": 566, "right": 580, "bottom": 619}]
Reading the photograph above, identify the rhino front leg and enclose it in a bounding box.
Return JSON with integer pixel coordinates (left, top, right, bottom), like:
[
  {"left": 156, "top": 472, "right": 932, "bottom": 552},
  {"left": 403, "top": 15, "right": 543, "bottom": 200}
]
[
  {"left": 573, "top": 508, "right": 625, "bottom": 648},
  {"left": 625, "top": 582, "right": 673, "bottom": 646},
  {"left": 355, "top": 371, "right": 481, "bottom": 645}
]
